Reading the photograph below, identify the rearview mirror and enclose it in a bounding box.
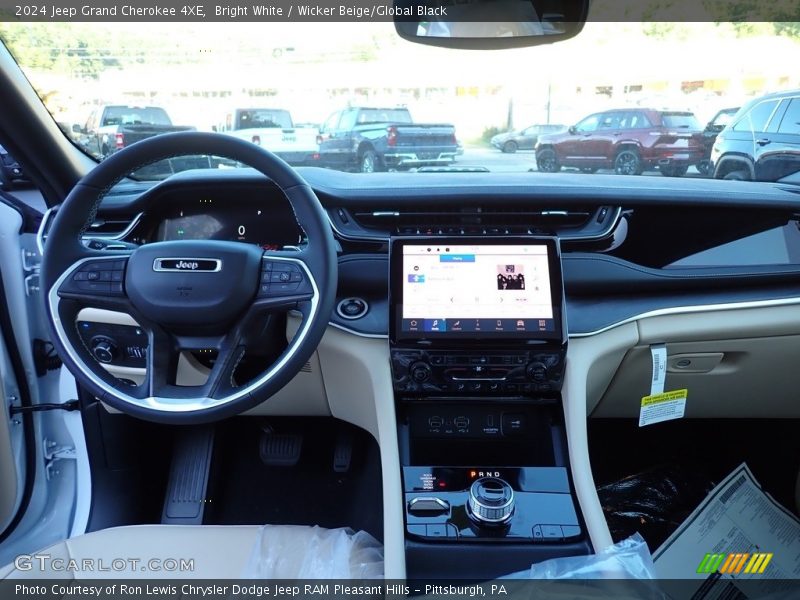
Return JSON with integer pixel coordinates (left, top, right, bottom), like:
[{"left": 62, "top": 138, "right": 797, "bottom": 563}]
[
  {"left": 72, "top": 124, "right": 83, "bottom": 134},
  {"left": 394, "top": 0, "right": 588, "bottom": 49},
  {"left": 568, "top": 125, "right": 577, "bottom": 134}
]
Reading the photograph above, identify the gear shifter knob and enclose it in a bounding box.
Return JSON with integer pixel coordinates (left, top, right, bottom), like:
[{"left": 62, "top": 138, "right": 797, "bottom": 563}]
[{"left": 468, "top": 477, "right": 514, "bottom": 525}]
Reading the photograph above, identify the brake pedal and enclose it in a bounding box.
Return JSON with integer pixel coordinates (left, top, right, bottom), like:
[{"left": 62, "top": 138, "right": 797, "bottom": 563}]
[
  {"left": 333, "top": 431, "right": 353, "bottom": 473},
  {"left": 260, "top": 433, "right": 303, "bottom": 466},
  {"left": 162, "top": 426, "right": 214, "bottom": 524}
]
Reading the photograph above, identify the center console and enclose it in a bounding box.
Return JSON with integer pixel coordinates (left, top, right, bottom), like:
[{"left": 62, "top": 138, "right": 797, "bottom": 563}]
[{"left": 389, "top": 237, "right": 591, "bottom": 578}]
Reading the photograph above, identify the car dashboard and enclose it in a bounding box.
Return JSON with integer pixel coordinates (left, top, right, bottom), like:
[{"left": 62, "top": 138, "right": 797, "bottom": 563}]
[{"left": 38, "top": 166, "right": 800, "bottom": 578}]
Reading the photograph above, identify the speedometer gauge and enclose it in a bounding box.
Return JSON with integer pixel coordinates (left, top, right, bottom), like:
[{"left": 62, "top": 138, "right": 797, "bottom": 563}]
[{"left": 154, "top": 195, "right": 302, "bottom": 248}]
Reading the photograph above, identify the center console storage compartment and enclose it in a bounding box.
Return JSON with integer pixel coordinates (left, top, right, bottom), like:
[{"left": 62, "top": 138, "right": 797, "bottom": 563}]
[{"left": 399, "top": 400, "right": 592, "bottom": 579}]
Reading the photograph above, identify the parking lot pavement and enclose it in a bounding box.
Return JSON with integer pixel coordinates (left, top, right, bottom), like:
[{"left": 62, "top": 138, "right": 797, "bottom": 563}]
[{"left": 457, "top": 146, "right": 706, "bottom": 177}]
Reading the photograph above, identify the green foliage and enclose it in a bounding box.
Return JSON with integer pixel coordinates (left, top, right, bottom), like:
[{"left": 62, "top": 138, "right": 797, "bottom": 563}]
[
  {"left": 0, "top": 23, "right": 126, "bottom": 79},
  {"left": 481, "top": 125, "right": 503, "bottom": 143}
]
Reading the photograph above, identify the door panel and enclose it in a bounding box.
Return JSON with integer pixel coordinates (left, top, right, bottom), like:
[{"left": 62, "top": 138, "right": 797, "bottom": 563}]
[
  {"left": 562, "top": 113, "right": 601, "bottom": 165},
  {"left": 0, "top": 197, "right": 85, "bottom": 563},
  {"left": 756, "top": 97, "right": 800, "bottom": 182},
  {"left": 0, "top": 344, "right": 20, "bottom": 534}
]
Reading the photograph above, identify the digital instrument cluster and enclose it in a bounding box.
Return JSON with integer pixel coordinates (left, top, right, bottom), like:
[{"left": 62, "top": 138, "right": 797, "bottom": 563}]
[{"left": 154, "top": 199, "right": 301, "bottom": 250}]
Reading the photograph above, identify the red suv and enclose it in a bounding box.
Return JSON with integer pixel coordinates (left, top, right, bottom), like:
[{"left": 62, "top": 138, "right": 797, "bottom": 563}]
[{"left": 535, "top": 109, "right": 704, "bottom": 176}]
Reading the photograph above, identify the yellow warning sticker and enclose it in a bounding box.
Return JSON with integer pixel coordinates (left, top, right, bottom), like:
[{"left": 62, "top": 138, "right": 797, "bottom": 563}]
[{"left": 639, "top": 389, "right": 688, "bottom": 427}]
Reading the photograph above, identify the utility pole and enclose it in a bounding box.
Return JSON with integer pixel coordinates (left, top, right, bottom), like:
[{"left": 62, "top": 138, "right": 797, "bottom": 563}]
[{"left": 546, "top": 82, "right": 552, "bottom": 124}]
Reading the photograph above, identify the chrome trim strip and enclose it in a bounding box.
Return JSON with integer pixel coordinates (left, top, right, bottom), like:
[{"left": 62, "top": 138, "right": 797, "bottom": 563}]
[
  {"left": 36, "top": 206, "right": 57, "bottom": 256},
  {"left": 153, "top": 258, "right": 222, "bottom": 273},
  {"left": 568, "top": 296, "right": 800, "bottom": 338},
  {"left": 329, "top": 321, "right": 388, "bottom": 339},
  {"left": 764, "top": 98, "right": 787, "bottom": 131},
  {"left": 37, "top": 208, "right": 143, "bottom": 256},
  {"left": 408, "top": 497, "right": 450, "bottom": 511},
  {"left": 326, "top": 211, "right": 388, "bottom": 243},
  {"left": 335, "top": 297, "right": 370, "bottom": 320},
  {"left": 85, "top": 212, "right": 143, "bottom": 241},
  {"left": 48, "top": 254, "right": 319, "bottom": 413}
]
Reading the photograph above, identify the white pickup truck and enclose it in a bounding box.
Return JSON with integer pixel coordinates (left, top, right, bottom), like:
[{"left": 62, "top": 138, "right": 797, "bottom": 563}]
[{"left": 217, "top": 108, "right": 319, "bottom": 166}]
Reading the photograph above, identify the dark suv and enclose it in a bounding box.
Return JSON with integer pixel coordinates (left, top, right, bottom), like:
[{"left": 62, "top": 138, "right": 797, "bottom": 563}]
[
  {"left": 535, "top": 108, "right": 704, "bottom": 176},
  {"left": 696, "top": 107, "right": 740, "bottom": 176},
  {"left": 711, "top": 89, "right": 800, "bottom": 182}
]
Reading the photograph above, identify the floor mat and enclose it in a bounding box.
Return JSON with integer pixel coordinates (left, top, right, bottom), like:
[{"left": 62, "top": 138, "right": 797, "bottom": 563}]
[{"left": 203, "top": 417, "right": 383, "bottom": 541}]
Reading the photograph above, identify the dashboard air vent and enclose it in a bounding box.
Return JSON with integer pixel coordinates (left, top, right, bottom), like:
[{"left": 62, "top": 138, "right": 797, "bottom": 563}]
[
  {"left": 37, "top": 207, "right": 142, "bottom": 254},
  {"left": 334, "top": 205, "right": 619, "bottom": 241},
  {"left": 85, "top": 214, "right": 142, "bottom": 238}
]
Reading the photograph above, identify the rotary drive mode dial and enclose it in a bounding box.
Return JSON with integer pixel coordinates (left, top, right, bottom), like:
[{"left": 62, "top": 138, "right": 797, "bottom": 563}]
[{"left": 467, "top": 477, "right": 515, "bottom": 525}]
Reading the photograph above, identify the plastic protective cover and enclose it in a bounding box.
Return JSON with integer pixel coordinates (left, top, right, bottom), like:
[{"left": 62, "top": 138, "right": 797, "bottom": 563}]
[
  {"left": 504, "top": 533, "right": 657, "bottom": 579},
  {"left": 242, "top": 525, "right": 384, "bottom": 578}
]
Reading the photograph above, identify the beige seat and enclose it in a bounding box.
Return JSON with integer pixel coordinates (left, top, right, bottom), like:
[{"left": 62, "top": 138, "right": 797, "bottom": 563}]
[{"left": 1, "top": 524, "right": 383, "bottom": 579}]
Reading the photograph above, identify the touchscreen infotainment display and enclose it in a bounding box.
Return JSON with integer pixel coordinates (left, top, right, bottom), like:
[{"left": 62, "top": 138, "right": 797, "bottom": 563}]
[{"left": 390, "top": 238, "right": 563, "bottom": 341}]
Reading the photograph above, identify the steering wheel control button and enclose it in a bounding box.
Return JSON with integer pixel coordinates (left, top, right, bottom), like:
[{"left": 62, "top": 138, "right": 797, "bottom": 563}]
[
  {"left": 258, "top": 261, "right": 310, "bottom": 299},
  {"left": 64, "top": 259, "right": 127, "bottom": 297},
  {"left": 468, "top": 477, "right": 515, "bottom": 525},
  {"left": 336, "top": 297, "right": 369, "bottom": 320}
]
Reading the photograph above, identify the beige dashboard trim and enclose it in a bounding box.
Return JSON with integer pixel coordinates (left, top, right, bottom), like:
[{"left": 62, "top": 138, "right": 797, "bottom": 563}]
[
  {"left": 561, "top": 323, "right": 637, "bottom": 552},
  {"left": 570, "top": 296, "right": 800, "bottom": 338},
  {"left": 311, "top": 325, "right": 406, "bottom": 578}
]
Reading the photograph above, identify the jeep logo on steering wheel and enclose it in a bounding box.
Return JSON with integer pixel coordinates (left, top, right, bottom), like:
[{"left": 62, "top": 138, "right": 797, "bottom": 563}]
[{"left": 153, "top": 258, "right": 222, "bottom": 273}]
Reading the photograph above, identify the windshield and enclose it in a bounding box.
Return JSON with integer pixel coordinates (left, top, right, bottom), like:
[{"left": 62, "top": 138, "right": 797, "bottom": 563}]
[{"left": 1, "top": 20, "right": 799, "bottom": 182}]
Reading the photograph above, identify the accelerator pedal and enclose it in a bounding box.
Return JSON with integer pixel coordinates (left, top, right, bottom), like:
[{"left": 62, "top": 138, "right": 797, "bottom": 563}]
[{"left": 161, "top": 426, "right": 215, "bottom": 524}]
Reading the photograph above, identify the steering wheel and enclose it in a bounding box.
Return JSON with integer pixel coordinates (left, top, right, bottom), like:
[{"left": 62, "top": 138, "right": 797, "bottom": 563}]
[{"left": 41, "top": 132, "right": 337, "bottom": 424}]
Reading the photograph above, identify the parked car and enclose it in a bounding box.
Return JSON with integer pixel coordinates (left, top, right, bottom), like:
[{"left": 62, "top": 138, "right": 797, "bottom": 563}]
[
  {"left": 696, "top": 107, "right": 740, "bottom": 176},
  {"left": 711, "top": 89, "right": 800, "bottom": 181},
  {"left": 535, "top": 108, "right": 704, "bottom": 176},
  {"left": 76, "top": 105, "right": 194, "bottom": 158},
  {"left": 317, "top": 106, "right": 458, "bottom": 172},
  {"left": 491, "top": 123, "right": 566, "bottom": 153},
  {"left": 216, "top": 108, "right": 320, "bottom": 166},
  {"left": 0, "top": 143, "right": 28, "bottom": 190}
]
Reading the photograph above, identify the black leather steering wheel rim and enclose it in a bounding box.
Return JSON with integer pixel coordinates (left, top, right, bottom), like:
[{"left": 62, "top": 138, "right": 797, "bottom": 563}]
[{"left": 41, "top": 132, "right": 337, "bottom": 424}]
